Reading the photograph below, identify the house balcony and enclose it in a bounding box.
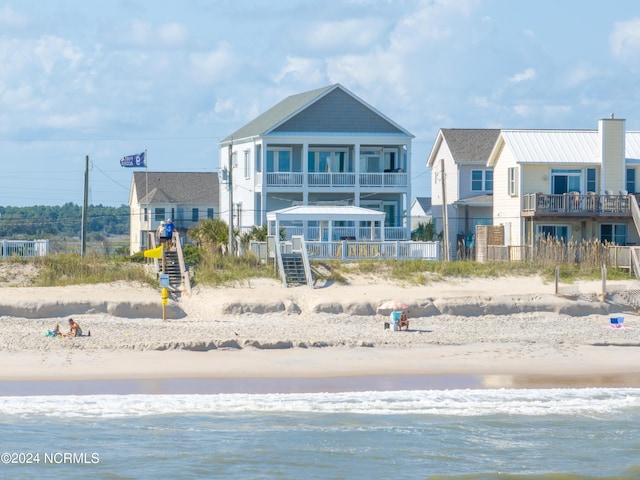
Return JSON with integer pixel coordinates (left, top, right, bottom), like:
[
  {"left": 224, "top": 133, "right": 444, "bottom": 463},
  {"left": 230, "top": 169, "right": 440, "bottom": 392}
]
[
  {"left": 263, "top": 171, "right": 408, "bottom": 189},
  {"left": 522, "top": 193, "right": 635, "bottom": 218}
]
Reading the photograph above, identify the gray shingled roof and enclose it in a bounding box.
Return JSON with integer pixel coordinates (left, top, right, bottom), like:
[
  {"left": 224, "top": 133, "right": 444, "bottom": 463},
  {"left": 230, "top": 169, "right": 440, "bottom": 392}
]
[
  {"left": 454, "top": 194, "right": 493, "bottom": 206},
  {"left": 222, "top": 85, "right": 335, "bottom": 143},
  {"left": 414, "top": 197, "right": 432, "bottom": 212},
  {"left": 441, "top": 129, "right": 501, "bottom": 163},
  {"left": 221, "top": 84, "right": 412, "bottom": 144},
  {"left": 133, "top": 172, "right": 219, "bottom": 204}
]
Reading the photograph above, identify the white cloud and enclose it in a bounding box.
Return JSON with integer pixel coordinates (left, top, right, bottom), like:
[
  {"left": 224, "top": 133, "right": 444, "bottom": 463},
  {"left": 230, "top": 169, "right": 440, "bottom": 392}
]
[
  {"left": 306, "top": 18, "right": 388, "bottom": 51},
  {"left": 513, "top": 104, "right": 533, "bottom": 117},
  {"left": 0, "top": 5, "right": 28, "bottom": 28},
  {"left": 274, "top": 56, "right": 326, "bottom": 86},
  {"left": 157, "top": 22, "right": 188, "bottom": 46},
  {"left": 125, "top": 21, "right": 188, "bottom": 48},
  {"left": 34, "top": 35, "right": 83, "bottom": 75},
  {"left": 189, "top": 43, "right": 237, "bottom": 84},
  {"left": 509, "top": 68, "right": 535, "bottom": 83},
  {"left": 610, "top": 18, "right": 640, "bottom": 59}
]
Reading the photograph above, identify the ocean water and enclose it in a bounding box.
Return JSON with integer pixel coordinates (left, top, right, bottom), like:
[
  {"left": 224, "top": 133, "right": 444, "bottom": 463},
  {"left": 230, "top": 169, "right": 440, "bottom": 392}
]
[{"left": 0, "top": 388, "right": 639, "bottom": 479}]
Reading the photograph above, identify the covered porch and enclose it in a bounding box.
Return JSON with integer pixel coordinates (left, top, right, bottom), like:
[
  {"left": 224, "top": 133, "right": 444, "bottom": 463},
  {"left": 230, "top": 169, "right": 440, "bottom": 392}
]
[{"left": 266, "top": 205, "right": 386, "bottom": 241}]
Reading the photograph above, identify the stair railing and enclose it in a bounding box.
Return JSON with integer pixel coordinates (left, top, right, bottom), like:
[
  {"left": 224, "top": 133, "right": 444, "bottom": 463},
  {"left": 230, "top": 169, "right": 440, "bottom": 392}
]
[
  {"left": 292, "top": 235, "right": 313, "bottom": 288},
  {"left": 273, "top": 237, "right": 288, "bottom": 287},
  {"left": 173, "top": 232, "right": 191, "bottom": 296}
]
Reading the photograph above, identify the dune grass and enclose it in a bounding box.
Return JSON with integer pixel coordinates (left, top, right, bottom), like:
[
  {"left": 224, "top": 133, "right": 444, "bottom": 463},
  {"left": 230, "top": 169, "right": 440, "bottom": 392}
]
[{"left": 2, "top": 251, "right": 632, "bottom": 288}]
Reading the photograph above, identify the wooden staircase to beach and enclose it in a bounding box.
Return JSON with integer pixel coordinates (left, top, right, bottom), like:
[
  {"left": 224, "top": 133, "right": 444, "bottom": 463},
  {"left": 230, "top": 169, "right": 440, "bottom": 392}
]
[
  {"left": 281, "top": 253, "right": 307, "bottom": 286},
  {"left": 161, "top": 249, "right": 182, "bottom": 288}
]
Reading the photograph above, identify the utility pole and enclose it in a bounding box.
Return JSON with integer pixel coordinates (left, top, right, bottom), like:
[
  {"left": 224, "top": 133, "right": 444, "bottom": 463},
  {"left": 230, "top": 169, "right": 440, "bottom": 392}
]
[
  {"left": 81, "top": 155, "right": 89, "bottom": 257},
  {"left": 440, "top": 158, "right": 449, "bottom": 261},
  {"left": 228, "top": 142, "right": 234, "bottom": 255}
]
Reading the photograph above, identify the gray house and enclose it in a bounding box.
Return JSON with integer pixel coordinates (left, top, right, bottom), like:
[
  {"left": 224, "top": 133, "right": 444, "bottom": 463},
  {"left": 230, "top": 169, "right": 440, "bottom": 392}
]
[
  {"left": 219, "top": 84, "right": 414, "bottom": 240},
  {"left": 128, "top": 171, "right": 219, "bottom": 254},
  {"left": 427, "top": 128, "right": 501, "bottom": 258}
]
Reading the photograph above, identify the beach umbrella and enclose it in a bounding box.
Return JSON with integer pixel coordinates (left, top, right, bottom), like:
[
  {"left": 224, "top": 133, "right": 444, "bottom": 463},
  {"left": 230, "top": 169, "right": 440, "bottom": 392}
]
[{"left": 376, "top": 300, "right": 408, "bottom": 314}]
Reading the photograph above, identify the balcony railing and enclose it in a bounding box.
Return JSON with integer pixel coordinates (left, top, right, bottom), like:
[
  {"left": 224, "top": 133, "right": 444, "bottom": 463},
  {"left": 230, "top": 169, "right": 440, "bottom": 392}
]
[
  {"left": 522, "top": 193, "right": 635, "bottom": 216},
  {"left": 273, "top": 226, "right": 407, "bottom": 241},
  {"left": 250, "top": 239, "right": 440, "bottom": 261},
  {"left": 264, "top": 171, "right": 407, "bottom": 188}
]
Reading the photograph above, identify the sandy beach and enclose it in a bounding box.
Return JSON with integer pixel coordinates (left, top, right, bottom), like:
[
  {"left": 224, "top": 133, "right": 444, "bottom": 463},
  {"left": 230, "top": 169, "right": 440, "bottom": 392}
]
[{"left": 1, "top": 273, "right": 640, "bottom": 392}]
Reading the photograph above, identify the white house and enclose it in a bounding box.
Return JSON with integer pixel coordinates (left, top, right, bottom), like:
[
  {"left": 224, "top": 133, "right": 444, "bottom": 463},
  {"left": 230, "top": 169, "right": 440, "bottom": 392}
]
[
  {"left": 487, "top": 116, "right": 640, "bottom": 247},
  {"left": 410, "top": 197, "right": 432, "bottom": 229},
  {"left": 218, "top": 84, "right": 414, "bottom": 241},
  {"left": 128, "top": 171, "right": 219, "bottom": 254}
]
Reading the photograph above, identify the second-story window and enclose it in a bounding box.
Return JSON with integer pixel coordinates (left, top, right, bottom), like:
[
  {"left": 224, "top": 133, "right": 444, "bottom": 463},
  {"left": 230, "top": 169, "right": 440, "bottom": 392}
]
[
  {"left": 471, "top": 169, "right": 493, "bottom": 191},
  {"left": 626, "top": 168, "right": 636, "bottom": 193},
  {"left": 266, "top": 149, "right": 291, "bottom": 172},
  {"left": 244, "top": 150, "right": 250, "bottom": 179},
  {"left": 192, "top": 208, "right": 199, "bottom": 222},
  {"left": 508, "top": 167, "right": 518, "bottom": 196},
  {"left": 587, "top": 168, "right": 597, "bottom": 193}
]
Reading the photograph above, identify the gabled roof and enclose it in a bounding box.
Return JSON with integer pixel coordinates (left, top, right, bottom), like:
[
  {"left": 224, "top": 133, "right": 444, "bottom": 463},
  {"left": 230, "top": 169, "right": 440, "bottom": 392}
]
[
  {"left": 411, "top": 197, "right": 432, "bottom": 213},
  {"left": 427, "top": 129, "right": 500, "bottom": 167},
  {"left": 221, "top": 84, "right": 412, "bottom": 144},
  {"left": 488, "top": 130, "right": 599, "bottom": 166},
  {"left": 488, "top": 130, "right": 640, "bottom": 166},
  {"left": 132, "top": 172, "right": 219, "bottom": 205}
]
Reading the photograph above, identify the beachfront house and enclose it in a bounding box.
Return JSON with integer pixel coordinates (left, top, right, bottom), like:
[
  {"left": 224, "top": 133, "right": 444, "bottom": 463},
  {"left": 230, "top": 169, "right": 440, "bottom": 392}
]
[
  {"left": 487, "top": 116, "right": 640, "bottom": 247},
  {"left": 426, "top": 129, "right": 501, "bottom": 259},
  {"left": 128, "top": 172, "right": 219, "bottom": 254},
  {"left": 218, "top": 84, "right": 414, "bottom": 241},
  {"left": 410, "top": 197, "right": 432, "bottom": 230}
]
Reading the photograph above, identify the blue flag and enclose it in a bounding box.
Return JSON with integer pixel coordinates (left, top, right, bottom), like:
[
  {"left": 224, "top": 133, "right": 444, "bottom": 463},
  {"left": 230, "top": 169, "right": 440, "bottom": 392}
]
[{"left": 120, "top": 151, "right": 146, "bottom": 168}]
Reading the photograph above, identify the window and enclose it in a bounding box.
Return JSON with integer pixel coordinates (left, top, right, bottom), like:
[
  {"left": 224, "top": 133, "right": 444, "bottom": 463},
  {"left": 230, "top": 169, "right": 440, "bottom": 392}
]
[
  {"left": 626, "top": 168, "right": 636, "bottom": 193},
  {"left": 207, "top": 208, "right": 214, "bottom": 219},
  {"left": 192, "top": 208, "right": 199, "bottom": 222},
  {"left": 536, "top": 225, "right": 569, "bottom": 242},
  {"left": 244, "top": 150, "right": 250, "bottom": 179},
  {"left": 508, "top": 167, "right": 518, "bottom": 196},
  {"left": 143, "top": 208, "right": 148, "bottom": 222},
  {"left": 551, "top": 169, "right": 581, "bottom": 194},
  {"left": 601, "top": 224, "right": 627, "bottom": 245},
  {"left": 360, "top": 149, "right": 381, "bottom": 173},
  {"left": 308, "top": 149, "right": 350, "bottom": 172},
  {"left": 586, "top": 168, "right": 597, "bottom": 193},
  {"left": 154, "top": 208, "right": 165, "bottom": 222},
  {"left": 255, "top": 145, "right": 262, "bottom": 173},
  {"left": 471, "top": 169, "right": 493, "bottom": 191},
  {"left": 266, "top": 149, "right": 291, "bottom": 172}
]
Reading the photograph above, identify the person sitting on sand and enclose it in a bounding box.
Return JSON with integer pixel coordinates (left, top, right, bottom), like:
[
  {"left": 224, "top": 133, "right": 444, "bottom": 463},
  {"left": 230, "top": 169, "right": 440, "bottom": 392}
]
[
  {"left": 52, "top": 324, "right": 60, "bottom": 336},
  {"left": 398, "top": 311, "right": 409, "bottom": 330},
  {"left": 68, "top": 318, "right": 82, "bottom": 337}
]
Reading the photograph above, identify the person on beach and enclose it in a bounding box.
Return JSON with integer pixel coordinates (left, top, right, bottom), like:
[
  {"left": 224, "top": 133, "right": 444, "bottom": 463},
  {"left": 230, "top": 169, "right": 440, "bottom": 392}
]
[
  {"left": 164, "top": 218, "right": 175, "bottom": 248},
  {"left": 156, "top": 221, "right": 166, "bottom": 244},
  {"left": 68, "top": 318, "right": 82, "bottom": 337}
]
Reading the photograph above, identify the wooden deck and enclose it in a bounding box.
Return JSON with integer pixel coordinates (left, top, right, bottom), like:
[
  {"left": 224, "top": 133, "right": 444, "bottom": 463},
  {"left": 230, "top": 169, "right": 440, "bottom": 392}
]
[{"left": 522, "top": 193, "right": 636, "bottom": 217}]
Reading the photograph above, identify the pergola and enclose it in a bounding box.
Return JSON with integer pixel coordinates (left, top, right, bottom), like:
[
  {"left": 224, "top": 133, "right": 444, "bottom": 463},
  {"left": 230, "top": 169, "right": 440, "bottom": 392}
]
[{"left": 266, "top": 205, "right": 386, "bottom": 241}]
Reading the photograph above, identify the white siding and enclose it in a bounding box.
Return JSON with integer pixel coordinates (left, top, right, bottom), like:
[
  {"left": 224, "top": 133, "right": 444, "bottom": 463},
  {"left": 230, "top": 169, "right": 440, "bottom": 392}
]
[{"left": 491, "top": 144, "right": 522, "bottom": 245}]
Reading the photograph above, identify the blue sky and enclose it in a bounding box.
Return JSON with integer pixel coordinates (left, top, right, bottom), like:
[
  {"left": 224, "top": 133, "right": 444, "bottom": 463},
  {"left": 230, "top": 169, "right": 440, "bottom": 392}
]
[{"left": 1, "top": 0, "right": 640, "bottom": 207}]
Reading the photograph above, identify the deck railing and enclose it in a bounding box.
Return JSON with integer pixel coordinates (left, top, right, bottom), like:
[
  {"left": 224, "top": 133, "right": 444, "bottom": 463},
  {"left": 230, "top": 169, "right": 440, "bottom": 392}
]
[
  {"left": 250, "top": 239, "right": 439, "bottom": 261},
  {"left": 0, "top": 239, "right": 49, "bottom": 258},
  {"left": 522, "top": 193, "right": 636, "bottom": 215},
  {"left": 264, "top": 171, "right": 407, "bottom": 188}
]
